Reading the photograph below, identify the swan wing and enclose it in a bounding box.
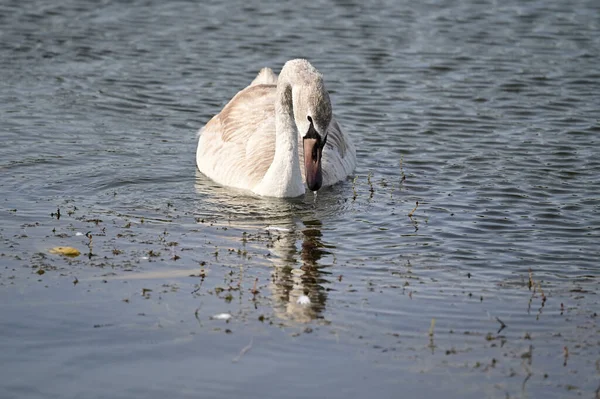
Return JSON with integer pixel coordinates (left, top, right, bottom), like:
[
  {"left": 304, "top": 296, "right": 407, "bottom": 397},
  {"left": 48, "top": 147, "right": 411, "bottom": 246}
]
[
  {"left": 196, "top": 84, "right": 277, "bottom": 191},
  {"left": 322, "top": 117, "right": 357, "bottom": 186},
  {"left": 249, "top": 67, "right": 278, "bottom": 86}
]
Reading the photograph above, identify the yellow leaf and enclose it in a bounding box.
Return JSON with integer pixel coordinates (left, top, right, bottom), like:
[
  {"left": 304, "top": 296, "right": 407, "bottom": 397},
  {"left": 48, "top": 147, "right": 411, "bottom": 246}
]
[{"left": 49, "top": 246, "right": 81, "bottom": 257}]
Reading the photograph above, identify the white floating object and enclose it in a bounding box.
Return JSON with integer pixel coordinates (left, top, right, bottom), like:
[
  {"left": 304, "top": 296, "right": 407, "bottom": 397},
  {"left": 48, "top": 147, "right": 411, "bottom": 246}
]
[
  {"left": 212, "top": 313, "right": 232, "bottom": 320},
  {"left": 75, "top": 232, "right": 84, "bottom": 236},
  {"left": 296, "top": 295, "right": 311, "bottom": 305},
  {"left": 140, "top": 256, "right": 149, "bottom": 260},
  {"left": 265, "top": 226, "right": 290, "bottom": 232}
]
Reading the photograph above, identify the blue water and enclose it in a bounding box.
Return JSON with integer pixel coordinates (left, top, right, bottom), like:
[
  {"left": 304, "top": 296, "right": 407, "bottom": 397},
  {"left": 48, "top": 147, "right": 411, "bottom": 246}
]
[{"left": 1, "top": 0, "right": 599, "bottom": 398}]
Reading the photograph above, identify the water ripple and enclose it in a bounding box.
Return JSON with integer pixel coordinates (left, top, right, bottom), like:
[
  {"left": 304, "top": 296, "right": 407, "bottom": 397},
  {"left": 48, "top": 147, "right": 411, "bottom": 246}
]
[{"left": 1, "top": 0, "right": 599, "bottom": 396}]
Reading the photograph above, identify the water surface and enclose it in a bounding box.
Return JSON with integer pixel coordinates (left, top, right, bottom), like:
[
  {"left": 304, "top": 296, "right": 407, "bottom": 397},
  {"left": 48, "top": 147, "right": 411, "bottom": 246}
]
[{"left": 1, "top": 0, "right": 599, "bottom": 398}]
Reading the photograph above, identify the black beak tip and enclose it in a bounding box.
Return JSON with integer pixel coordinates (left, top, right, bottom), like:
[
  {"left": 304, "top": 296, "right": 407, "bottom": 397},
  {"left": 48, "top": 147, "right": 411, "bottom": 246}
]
[{"left": 307, "top": 178, "right": 322, "bottom": 192}]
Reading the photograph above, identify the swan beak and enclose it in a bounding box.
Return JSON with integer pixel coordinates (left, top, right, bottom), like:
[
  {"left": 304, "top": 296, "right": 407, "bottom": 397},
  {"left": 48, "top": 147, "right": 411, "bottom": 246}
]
[{"left": 303, "top": 137, "right": 323, "bottom": 192}]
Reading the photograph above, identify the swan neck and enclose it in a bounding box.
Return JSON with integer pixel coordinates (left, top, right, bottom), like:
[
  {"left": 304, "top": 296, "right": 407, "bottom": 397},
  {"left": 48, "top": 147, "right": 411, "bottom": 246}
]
[
  {"left": 252, "top": 74, "right": 304, "bottom": 197},
  {"left": 274, "top": 76, "right": 296, "bottom": 153}
]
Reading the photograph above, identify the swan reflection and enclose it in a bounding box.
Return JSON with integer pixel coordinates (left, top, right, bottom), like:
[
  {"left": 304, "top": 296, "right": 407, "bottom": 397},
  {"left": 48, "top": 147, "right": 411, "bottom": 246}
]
[
  {"left": 269, "top": 219, "right": 331, "bottom": 323},
  {"left": 194, "top": 171, "right": 335, "bottom": 323}
]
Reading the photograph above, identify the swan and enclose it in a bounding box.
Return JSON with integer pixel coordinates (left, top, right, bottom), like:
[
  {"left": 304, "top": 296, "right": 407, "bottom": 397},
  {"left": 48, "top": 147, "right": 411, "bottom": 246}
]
[{"left": 195, "top": 59, "right": 356, "bottom": 198}]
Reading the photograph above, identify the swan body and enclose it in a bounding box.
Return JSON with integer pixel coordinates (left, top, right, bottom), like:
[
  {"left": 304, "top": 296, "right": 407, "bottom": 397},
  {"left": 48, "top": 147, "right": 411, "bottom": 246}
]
[{"left": 196, "top": 59, "right": 356, "bottom": 197}]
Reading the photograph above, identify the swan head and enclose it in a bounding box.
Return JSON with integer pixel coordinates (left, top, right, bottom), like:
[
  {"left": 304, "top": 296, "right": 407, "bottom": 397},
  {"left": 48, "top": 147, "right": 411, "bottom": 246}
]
[{"left": 293, "top": 81, "right": 332, "bottom": 192}]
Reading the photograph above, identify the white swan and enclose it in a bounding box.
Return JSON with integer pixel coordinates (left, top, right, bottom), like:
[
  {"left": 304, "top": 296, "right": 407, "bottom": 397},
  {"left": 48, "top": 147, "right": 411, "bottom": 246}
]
[{"left": 196, "top": 59, "right": 356, "bottom": 198}]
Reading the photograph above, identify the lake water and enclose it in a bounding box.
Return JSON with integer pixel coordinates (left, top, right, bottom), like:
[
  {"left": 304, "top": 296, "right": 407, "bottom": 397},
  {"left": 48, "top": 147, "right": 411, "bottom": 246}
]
[{"left": 1, "top": 0, "right": 599, "bottom": 398}]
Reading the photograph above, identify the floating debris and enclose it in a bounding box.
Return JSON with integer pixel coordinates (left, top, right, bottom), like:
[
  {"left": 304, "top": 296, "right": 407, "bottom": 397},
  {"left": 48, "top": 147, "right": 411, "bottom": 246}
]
[
  {"left": 265, "top": 226, "right": 290, "bottom": 232},
  {"left": 408, "top": 201, "right": 419, "bottom": 217},
  {"left": 368, "top": 171, "right": 374, "bottom": 198},
  {"left": 75, "top": 232, "right": 84, "bottom": 236},
  {"left": 49, "top": 246, "right": 81, "bottom": 257},
  {"left": 50, "top": 208, "right": 61, "bottom": 220},
  {"left": 232, "top": 338, "right": 253, "bottom": 363},
  {"left": 296, "top": 295, "right": 311, "bottom": 305},
  {"left": 211, "top": 313, "right": 232, "bottom": 321},
  {"left": 428, "top": 318, "right": 436, "bottom": 337},
  {"left": 250, "top": 278, "right": 260, "bottom": 295},
  {"left": 496, "top": 317, "right": 507, "bottom": 334}
]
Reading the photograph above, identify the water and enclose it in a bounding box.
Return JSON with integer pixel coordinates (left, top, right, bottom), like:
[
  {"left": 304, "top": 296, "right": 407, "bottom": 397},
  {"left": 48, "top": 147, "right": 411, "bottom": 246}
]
[{"left": 1, "top": 0, "right": 599, "bottom": 397}]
